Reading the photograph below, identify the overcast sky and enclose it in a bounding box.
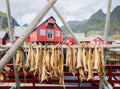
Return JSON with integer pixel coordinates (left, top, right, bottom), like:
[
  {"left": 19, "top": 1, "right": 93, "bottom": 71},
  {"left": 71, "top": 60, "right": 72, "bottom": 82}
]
[{"left": 0, "top": 0, "right": 120, "bottom": 26}]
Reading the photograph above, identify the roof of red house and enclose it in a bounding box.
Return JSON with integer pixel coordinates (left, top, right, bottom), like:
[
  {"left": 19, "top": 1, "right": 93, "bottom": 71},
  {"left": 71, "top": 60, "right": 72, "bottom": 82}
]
[
  {"left": 36, "top": 16, "right": 62, "bottom": 31},
  {"left": 0, "top": 31, "right": 7, "bottom": 38},
  {"left": 43, "top": 16, "right": 56, "bottom": 24}
]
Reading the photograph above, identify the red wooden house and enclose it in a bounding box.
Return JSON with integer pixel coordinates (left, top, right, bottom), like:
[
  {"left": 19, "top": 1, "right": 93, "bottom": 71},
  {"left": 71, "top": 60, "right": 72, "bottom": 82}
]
[
  {"left": 80, "top": 36, "right": 113, "bottom": 45},
  {"left": 30, "top": 16, "right": 62, "bottom": 44},
  {"left": 0, "top": 31, "right": 10, "bottom": 45}
]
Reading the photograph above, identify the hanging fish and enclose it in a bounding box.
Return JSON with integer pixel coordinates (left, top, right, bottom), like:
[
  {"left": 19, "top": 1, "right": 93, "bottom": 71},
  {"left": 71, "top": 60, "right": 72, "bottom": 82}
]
[
  {"left": 87, "top": 46, "right": 93, "bottom": 81},
  {"left": 30, "top": 47, "right": 36, "bottom": 72},
  {"left": 71, "top": 47, "right": 77, "bottom": 76},
  {"left": 82, "top": 47, "right": 88, "bottom": 72},
  {"left": 58, "top": 46, "right": 65, "bottom": 89},
  {"left": 76, "top": 45, "right": 82, "bottom": 69},
  {"left": 93, "top": 46, "right": 99, "bottom": 70},
  {"left": 65, "top": 46, "right": 71, "bottom": 67},
  {"left": 25, "top": 46, "right": 31, "bottom": 68},
  {"left": 41, "top": 46, "right": 48, "bottom": 82}
]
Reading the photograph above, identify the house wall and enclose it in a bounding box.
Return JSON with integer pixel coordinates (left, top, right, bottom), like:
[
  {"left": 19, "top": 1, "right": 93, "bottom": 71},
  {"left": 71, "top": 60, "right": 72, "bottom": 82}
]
[
  {"left": 26, "top": 37, "right": 31, "bottom": 43},
  {"left": 93, "top": 38, "right": 112, "bottom": 45},
  {"left": 30, "top": 23, "right": 62, "bottom": 43},
  {"left": 30, "top": 30, "right": 37, "bottom": 42},
  {"left": 0, "top": 39, "right": 2, "bottom": 44},
  {"left": 93, "top": 38, "right": 104, "bottom": 45},
  {"left": 107, "top": 42, "right": 112, "bottom": 45},
  {"left": 80, "top": 37, "right": 112, "bottom": 45}
]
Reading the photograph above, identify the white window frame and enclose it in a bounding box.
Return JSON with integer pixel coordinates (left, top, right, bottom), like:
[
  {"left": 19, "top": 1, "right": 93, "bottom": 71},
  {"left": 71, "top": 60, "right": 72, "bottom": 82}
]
[
  {"left": 48, "top": 30, "right": 54, "bottom": 40},
  {"left": 55, "top": 31, "right": 60, "bottom": 37},
  {"left": 40, "top": 29, "right": 46, "bottom": 36}
]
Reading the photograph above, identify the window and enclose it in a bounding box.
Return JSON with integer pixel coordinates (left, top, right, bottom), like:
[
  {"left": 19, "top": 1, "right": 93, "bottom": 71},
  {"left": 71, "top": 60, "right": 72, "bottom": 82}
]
[
  {"left": 40, "top": 29, "right": 46, "bottom": 36},
  {"left": 56, "top": 31, "right": 60, "bottom": 37},
  {"left": 48, "top": 23, "right": 54, "bottom": 28},
  {"left": 48, "top": 30, "right": 53, "bottom": 39}
]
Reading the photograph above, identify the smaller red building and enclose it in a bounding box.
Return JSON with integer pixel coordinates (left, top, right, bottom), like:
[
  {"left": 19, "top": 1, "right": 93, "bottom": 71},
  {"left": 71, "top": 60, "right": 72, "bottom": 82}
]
[
  {"left": 80, "top": 36, "right": 113, "bottom": 45},
  {"left": 0, "top": 31, "right": 10, "bottom": 45},
  {"left": 30, "top": 16, "right": 62, "bottom": 44}
]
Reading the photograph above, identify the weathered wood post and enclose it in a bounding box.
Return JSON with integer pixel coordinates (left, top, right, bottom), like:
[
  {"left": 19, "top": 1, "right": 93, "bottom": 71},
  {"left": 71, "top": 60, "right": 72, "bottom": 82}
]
[
  {"left": 100, "top": 0, "right": 112, "bottom": 89},
  {"left": 104, "top": 0, "right": 112, "bottom": 45},
  {"left": 6, "top": 0, "right": 14, "bottom": 43},
  {"left": 0, "top": 0, "right": 57, "bottom": 71},
  {"left": 6, "top": 0, "right": 20, "bottom": 88},
  {"left": 47, "top": 0, "right": 80, "bottom": 45}
]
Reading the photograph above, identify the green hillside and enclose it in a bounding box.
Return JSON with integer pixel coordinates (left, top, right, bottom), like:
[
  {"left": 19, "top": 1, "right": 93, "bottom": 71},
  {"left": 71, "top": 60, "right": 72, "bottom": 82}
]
[
  {"left": 61, "top": 20, "right": 87, "bottom": 35},
  {"left": 61, "top": 6, "right": 120, "bottom": 37},
  {"left": 80, "top": 9, "right": 106, "bottom": 34}
]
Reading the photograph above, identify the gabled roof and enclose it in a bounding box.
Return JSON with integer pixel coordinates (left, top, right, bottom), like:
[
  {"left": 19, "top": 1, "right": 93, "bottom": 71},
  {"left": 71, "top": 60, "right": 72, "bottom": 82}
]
[
  {"left": 14, "top": 26, "right": 27, "bottom": 37},
  {"left": 43, "top": 16, "right": 56, "bottom": 24},
  {"left": 92, "top": 36, "right": 103, "bottom": 41},
  {"left": 0, "top": 31, "right": 7, "bottom": 38},
  {"left": 35, "top": 16, "right": 62, "bottom": 31}
]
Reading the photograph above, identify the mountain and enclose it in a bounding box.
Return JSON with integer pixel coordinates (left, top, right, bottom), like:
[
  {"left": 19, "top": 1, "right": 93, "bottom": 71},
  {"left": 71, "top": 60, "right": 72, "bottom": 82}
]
[
  {"left": 61, "top": 20, "right": 87, "bottom": 35},
  {"left": 110, "top": 6, "right": 120, "bottom": 35},
  {"left": 80, "top": 9, "right": 106, "bottom": 34},
  {"left": 61, "top": 6, "right": 120, "bottom": 36},
  {"left": 23, "top": 23, "right": 28, "bottom": 27},
  {"left": 0, "top": 11, "right": 19, "bottom": 30}
]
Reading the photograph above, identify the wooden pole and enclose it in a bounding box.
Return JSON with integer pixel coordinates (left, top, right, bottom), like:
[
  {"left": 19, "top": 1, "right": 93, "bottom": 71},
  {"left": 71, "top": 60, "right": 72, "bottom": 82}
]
[
  {"left": 0, "top": 0, "right": 57, "bottom": 71},
  {"left": 100, "top": 0, "right": 112, "bottom": 89},
  {"left": 6, "top": 0, "right": 14, "bottom": 43},
  {"left": 6, "top": 0, "right": 20, "bottom": 88},
  {"left": 104, "top": 0, "right": 112, "bottom": 45},
  {"left": 47, "top": 0, "right": 80, "bottom": 45}
]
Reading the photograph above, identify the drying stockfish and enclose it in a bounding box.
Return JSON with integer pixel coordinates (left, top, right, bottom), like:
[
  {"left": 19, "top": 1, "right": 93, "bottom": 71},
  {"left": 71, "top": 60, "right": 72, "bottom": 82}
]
[
  {"left": 98, "top": 45, "right": 105, "bottom": 76},
  {"left": 25, "top": 46, "right": 31, "bottom": 68},
  {"left": 29, "top": 47, "right": 36, "bottom": 72},
  {"left": 41, "top": 45, "right": 48, "bottom": 82},
  {"left": 71, "top": 47, "right": 77, "bottom": 76},
  {"left": 15, "top": 46, "right": 26, "bottom": 75},
  {"left": 0, "top": 66, "right": 10, "bottom": 82},
  {"left": 34, "top": 46, "right": 40, "bottom": 76},
  {"left": 38, "top": 44, "right": 43, "bottom": 81},
  {"left": 65, "top": 45, "right": 71, "bottom": 67},
  {"left": 66, "top": 45, "right": 75, "bottom": 75},
  {"left": 13, "top": 43, "right": 107, "bottom": 85},
  {"left": 78, "top": 67, "right": 85, "bottom": 82},
  {"left": 50, "top": 46, "right": 57, "bottom": 69},
  {"left": 58, "top": 46, "right": 65, "bottom": 89},
  {"left": 87, "top": 46, "right": 93, "bottom": 81},
  {"left": 93, "top": 46, "right": 99, "bottom": 70},
  {"left": 82, "top": 47, "right": 88, "bottom": 72},
  {"left": 53, "top": 45, "right": 59, "bottom": 77},
  {"left": 76, "top": 45, "right": 82, "bottom": 69},
  {"left": 77, "top": 45, "right": 86, "bottom": 81},
  {"left": 45, "top": 48, "right": 51, "bottom": 72}
]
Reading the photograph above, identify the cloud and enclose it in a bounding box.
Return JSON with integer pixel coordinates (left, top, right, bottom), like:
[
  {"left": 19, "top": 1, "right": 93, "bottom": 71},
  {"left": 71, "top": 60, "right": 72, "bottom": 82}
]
[{"left": 0, "top": 0, "right": 120, "bottom": 26}]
